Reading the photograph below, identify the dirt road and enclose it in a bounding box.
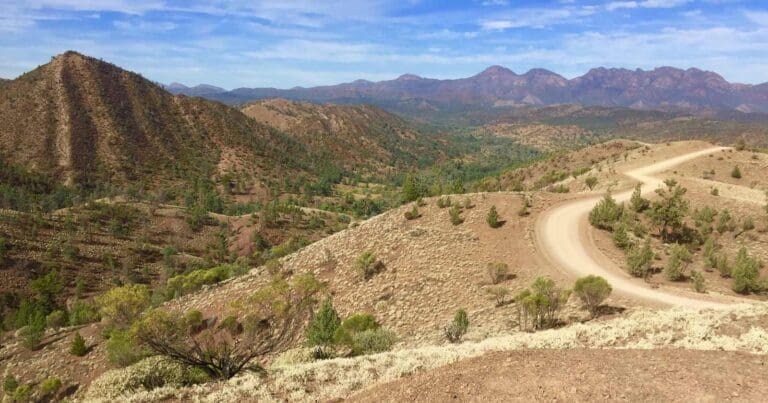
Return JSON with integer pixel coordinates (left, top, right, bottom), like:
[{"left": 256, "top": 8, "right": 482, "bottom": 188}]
[{"left": 536, "top": 146, "right": 736, "bottom": 308}]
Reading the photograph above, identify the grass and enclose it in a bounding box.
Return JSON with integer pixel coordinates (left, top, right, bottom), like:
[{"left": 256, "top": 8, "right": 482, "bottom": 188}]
[{"left": 88, "top": 303, "right": 768, "bottom": 402}]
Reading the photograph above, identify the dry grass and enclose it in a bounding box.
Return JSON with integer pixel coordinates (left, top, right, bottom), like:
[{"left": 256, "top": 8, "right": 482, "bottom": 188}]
[{"left": 83, "top": 302, "right": 768, "bottom": 402}]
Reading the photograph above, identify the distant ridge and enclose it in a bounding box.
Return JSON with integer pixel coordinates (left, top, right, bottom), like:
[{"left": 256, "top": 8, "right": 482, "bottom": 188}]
[{"left": 188, "top": 65, "right": 768, "bottom": 114}]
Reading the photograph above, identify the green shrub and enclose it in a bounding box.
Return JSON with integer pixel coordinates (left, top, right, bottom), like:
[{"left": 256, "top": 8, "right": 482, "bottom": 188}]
[
  {"left": 165, "top": 264, "right": 246, "bottom": 299},
  {"left": 68, "top": 300, "right": 100, "bottom": 326},
  {"left": 40, "top": 377, "right": 62, "bottom": 397},
  {"left": 71, "top": 331, "right": 88, "bottom": 356},
  {"left": 691, "top": 270, "right": 706, "bottom": 293},
  {"left": 334, "top": 313, "right": 380, "bottom": 348},
  {"left": 487, "top": 262, "right": 510, "bottom": 284},
  {"left": 3, "top": 375, "right": 18, "bottom": 394},
  {"left": 356, "top": 251, "right": 383, "bottom": 280},
  {"left": 630, "top": 184, "right": 649, "bottom": 212},
  {"left": 731, "top": 165, "right": 742, "bottom": 179},
  {"left": 732, "top": 247, "right": 761, "bottom": 294},
  {"left": 664, "top": 244, "right": 690, "bottom": 281},
  {"left": 436, "top": 196, "right": 451, "bottom": 208},
  {"left": 305, "top": 298, "right": 340, "bottom": 358},
  {"left": 711, "top": 187, "right": 719, "bottom": 196},
  {"left": 184, "top": 310, "right": 204, "bottom": 330},
  {"left": 717, "top": 209, "right": 735, "bottom": 233},
  {"left": 547, "top": 184, "right": 570, "bottom": 193},
  {"left": 743, "top": 216, "right": 755, "bottom": 231},
  {"left": 626, "top": 238, "right": 654, "bottom": 278},
  {"left": 96, "top": 284, "right": 151, "bottom": 329},
  {"left": 10, "top": 384, "right": 31, "bottom": 402},
  {"left": 589, "top": 192, "right": 623, "bottom": 230},
  {"left": 444, "top": 309, "right": 469, "bottom": 343},
  {"left": 19, "top": 310, "right": 46, "bottom": 350},
  {"left": 404, "top": 205, "right": 421, "bottom": 220},
  {"left": 351, "top": 328, "right": 396, "bottom": 355},
  {"left": 0, "top": 236, "right": 8, "bottom": 264},
  {"left": 585, "top": 176, "right": 598, "bottom": 190},
  {"left": 715, "top": 253, "right": 731, "bottom": 278},
  {"left": 486, "top": 205, "right": 501, "bottom": 228},
  {"left": 46, "top": 309, "right": 68, "bottom": 329},
  {"left": 611, "top": 223, "right": 632, "bottom": 250},
  {"left": 486, "top": 285, "right": 511, "bottom": 307},
  {"left": 516, "top": 277, "right": 571, "bottom": 331},
  {"left": 463, "top": 197, "right": 474, "bottom": 209},
  {"left": 106, "top": 329, "right": 146, "bottom": 367},
  {"left": 449, "top": 205, "right": 463, "bottom": 225},
  {"left": 573, "top": 275, "right": 612, "bottom": 318}
]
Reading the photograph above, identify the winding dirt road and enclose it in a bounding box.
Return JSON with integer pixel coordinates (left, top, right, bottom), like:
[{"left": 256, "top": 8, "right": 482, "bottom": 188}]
[{"left": 537, "top": 146, "right": 735, "bottom": 308}]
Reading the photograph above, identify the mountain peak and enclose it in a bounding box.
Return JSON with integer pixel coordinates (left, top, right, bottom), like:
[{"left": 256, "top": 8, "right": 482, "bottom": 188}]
[
  {"left": 396, "top": 73, "right": 422, "bottom": 81},
  {"left": 477, "top": 65, "right": 516, "bottom": 77}
]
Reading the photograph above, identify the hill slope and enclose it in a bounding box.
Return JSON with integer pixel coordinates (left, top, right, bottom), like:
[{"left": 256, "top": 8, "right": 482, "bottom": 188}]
[
  {"left": 0, "top": 51, "right": 307, "bottom": 193},
  {"left": 241, "top": 99, "right": 447, "bottom": 175}
]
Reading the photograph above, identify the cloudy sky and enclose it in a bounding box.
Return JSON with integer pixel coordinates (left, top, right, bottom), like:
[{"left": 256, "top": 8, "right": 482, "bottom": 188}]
[{"left": 1, "top": 0, "right": 767, "bottom": 88}]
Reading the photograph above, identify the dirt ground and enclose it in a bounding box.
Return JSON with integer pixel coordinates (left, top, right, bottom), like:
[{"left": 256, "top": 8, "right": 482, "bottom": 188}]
[{"left": 351, "top": 348, "right": 768, "bottom": 402}]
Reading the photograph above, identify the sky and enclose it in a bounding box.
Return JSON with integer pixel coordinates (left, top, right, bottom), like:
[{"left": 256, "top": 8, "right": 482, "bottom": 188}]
[{"left": 1, "top": 0, "right": 767, "bottom": 89}]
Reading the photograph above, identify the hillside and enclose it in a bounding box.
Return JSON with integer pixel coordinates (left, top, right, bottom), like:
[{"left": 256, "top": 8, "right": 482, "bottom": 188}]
[
  {"left": 0, "top": 51, "right": 308, "bottom": 195},
  {"left": 186, "top": 65, "right": 768, "bottom": 114},
  {"left": 242, "top": 99, "right": 447, "bottom": 175}
]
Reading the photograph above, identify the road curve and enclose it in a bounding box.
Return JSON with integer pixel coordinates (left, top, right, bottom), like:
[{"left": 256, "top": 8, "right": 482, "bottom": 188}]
[{"left": 536, "top": 146, "right": 734, "bottom": 309}]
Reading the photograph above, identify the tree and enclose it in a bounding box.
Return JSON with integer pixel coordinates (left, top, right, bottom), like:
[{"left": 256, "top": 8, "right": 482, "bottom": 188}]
[
  {"left": 573, "top": 275, "right": 612, "bottom": 318},
  {"left": 516, "top": 277, "right": 571, "bottom": 331},
  {"left": 70, "top": 331, "right": 88, "bottom": 356},
  {"left": 731, "top": 165, "right": 742, "bottom": 179},
  {"left": 30, "top": 269, "right": 63, "bottom": 310},
  {"left": 647, "top": 179, "right": 688, "bottom": 242},
  {"left": 589, "top": 192, "right": 623, "bottom": 230},
  {"left": 691, "top": 270, "right": 706, "bottom": 293},
  {"left": 96, "top": 284, "right": 151, "bottom": 329},
  {"left": 585, "top": 176, "right": 598, "bottom": 190},
  {"left": 612, "top": 223, "right": 632, "bottom": 250},
  {"left": 306, "top": 298, "right": 341, "bottom": 358},
  {"left": 732, "top": 247, "right": 761, "bottom": 294},
  {"left": 444, "top": 309, "right": 469, "bottom": 343},
  {"left": 401, "top": 174, "right": 419, "bottom": 203},
  {"left": 135, "top": 275, "right": 321, "bottom": 380},
  {"left": 629, "top": 184, "right": 649, "bottom": 212},
  {"left": 626, "top": 238, "right": 654, "bottom": 278},
  {"left": 486, "top": 205, "right": 501, "bottom": 228}
]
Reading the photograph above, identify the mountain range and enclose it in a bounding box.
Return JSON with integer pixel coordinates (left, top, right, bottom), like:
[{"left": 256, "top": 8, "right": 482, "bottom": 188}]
[{"left": 175, "top": 65, "right": 768, "bottom": 114}]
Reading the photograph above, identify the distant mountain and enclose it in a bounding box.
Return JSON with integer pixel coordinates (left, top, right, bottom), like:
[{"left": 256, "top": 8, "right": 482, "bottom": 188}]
[
  {"left": 198, "top": 66, "right": 768, "bottom": 114},
  {"left": 0, "top": 51, "right": 310, "bottom": 192},
  {"left": 164, "top": 82, "right": 227, "bottom": 97}
]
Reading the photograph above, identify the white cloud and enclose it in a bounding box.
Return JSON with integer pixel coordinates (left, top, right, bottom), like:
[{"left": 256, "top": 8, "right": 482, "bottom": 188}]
[
  {"left": 606, "top": 2, "right": 638, "bottom": 11},
  {"left": 744, "top": 10, "right": 768, "bottom": 26}
]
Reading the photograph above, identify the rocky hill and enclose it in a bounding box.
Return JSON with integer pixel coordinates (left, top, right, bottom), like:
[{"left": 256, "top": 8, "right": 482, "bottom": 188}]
[
  {"left": 0, "top": 51, "right": 308, "bottom": 194},
  {"left": 163, "top": 83, "right": 226, "bottom": 97},
  {"left": 189, "top": 65, "right": 768, "bottom": 114},
  {"left": 241, "top": 99, "right": 446, "bottom": 175}
]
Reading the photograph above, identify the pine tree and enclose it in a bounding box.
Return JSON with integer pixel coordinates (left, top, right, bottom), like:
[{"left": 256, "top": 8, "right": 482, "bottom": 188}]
[
  {"left": 401, "top": 174, "right": 419, "bottom": 202},
  {"left": 626, "top": 238, "right": 654, "bottom": 278},
  {"left": 306, "top": 298, "right": 341, "bottom": 358},
  {"left": 70, "top": 332, "right": 87, "bottom": 356}
]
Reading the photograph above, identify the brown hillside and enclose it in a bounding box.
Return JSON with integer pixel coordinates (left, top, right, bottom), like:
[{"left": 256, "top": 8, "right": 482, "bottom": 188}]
[
  {"left": 0, "top": 51, "right": 306, "bottom": 192},
  {"left": 241, "top": 99, "right": 446, "bottom": 175}
]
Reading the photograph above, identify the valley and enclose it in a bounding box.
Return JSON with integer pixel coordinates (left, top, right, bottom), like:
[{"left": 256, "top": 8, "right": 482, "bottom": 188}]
[{"left": 2, "top": 52, "right": 768, "bottom": 402}]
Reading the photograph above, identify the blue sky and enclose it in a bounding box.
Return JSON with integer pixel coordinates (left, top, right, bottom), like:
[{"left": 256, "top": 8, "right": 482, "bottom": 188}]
[{"left": 1, "top": 0, "right": 767, "bottom": 89}]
